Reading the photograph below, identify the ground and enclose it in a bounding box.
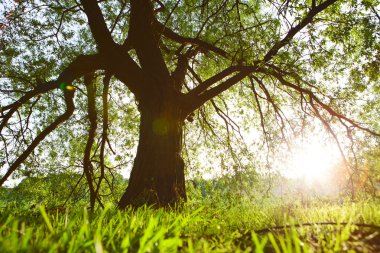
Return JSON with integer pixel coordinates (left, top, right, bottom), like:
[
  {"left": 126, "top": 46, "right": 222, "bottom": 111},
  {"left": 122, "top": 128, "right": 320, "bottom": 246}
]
[{"left": 0, "top": 190, "right": 379, "bottom": 252}]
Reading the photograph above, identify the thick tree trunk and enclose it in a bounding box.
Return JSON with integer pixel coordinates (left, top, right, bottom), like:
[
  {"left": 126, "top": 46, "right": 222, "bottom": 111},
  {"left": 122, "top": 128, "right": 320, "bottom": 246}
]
[
  {"left": 116, "top": 0, "right": 188, "bottom": 209},
  {"left": 118, "top": 100, "right": 187, "bottom": 208}
]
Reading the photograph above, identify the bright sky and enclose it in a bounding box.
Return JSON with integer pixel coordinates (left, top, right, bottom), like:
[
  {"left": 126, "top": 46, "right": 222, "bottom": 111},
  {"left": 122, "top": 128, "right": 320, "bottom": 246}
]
[{"left": 274, "top": 134, "right": 342, "bottom": 185}]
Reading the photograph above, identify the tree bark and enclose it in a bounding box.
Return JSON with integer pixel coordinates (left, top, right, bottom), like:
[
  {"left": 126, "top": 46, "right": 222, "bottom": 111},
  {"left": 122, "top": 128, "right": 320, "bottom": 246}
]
[
  {"left": 117, "top": 0, "right": 187, "bottom": 209},
  {"left": 118, "top": 98, "right": 186, "bottom": 208}
]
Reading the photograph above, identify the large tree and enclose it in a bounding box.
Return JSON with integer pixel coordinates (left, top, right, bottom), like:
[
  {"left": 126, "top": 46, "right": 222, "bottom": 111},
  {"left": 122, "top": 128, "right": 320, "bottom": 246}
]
[{"left": 0, "top": 0, "right": 379, "bottom": 208}]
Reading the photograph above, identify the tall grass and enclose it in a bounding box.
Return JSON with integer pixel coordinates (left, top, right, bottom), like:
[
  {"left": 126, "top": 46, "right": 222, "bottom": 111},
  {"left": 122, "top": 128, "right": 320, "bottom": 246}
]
[{"left": 0, "top": 196, "right": 379, "bottom": 252}]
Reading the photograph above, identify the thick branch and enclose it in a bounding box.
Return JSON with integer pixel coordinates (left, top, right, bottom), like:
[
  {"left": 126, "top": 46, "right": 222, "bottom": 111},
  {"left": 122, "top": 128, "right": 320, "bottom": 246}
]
[
  {"left": 129, "top": 0, "right": 171, "bottom": 84},
  {"left": 172, "top": 55, "right": 188, "bottom": 90},
  {"left": 188, "top": 65, "right": 244, "bottom": 96},
  {"left": 187, "top": 69, "right": 251, "bottom": 113},
  {"left": 105, "top": 47, "right": 145, "bottom": 99},
  {"left": 172, "top": 50, "right": 198, "bottom": 91},
  {"left": 80, "top": 0, "right": 115, "bottom": 51},
  {"left": 0, "top": 90, "right": 75, "bottom": 187}
]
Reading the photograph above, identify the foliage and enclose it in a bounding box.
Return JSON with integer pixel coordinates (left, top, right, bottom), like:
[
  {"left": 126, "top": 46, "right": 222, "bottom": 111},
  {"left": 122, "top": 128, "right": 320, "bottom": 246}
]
[
  {"left": 0, "top": 173, "right": 86, "bottom": 210},
  {"left": 0, "top": 172, "right": 129, "bottom": 211}
]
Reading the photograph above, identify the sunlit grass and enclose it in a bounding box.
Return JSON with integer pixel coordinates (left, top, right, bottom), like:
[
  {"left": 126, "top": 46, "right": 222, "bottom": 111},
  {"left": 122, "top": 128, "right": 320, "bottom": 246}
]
[{"left": 0, "top": 196, "right": 379, "bottom": 252}]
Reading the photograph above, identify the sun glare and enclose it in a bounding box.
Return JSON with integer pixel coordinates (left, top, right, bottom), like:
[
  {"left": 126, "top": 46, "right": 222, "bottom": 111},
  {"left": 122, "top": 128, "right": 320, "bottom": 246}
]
[{"left": 278, "top": 137, "right": 341, "bottom": 184}]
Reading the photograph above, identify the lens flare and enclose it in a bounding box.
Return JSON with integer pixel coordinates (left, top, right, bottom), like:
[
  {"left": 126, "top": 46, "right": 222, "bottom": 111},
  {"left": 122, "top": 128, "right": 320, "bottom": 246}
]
[
  {"left": 152, "top": 118, "right": 169, "bottom": 136},
  {"left": 59, "top": 82, "right": 75, "bottom": 91},
  {"left": 59, "top": 82, "right": 66, "bottom": 90}
]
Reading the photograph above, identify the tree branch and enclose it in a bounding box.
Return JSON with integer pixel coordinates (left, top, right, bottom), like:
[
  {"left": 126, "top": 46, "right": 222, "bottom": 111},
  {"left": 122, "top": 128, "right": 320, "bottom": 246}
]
[
  {"left": 263, "top": 0, "right": 338, "bottom": 62},
  {"left": 154, "top": 20, "right": 229, "bottom": 59},
  {"left": 83, "top": 73, "right": 98, "bottom": 210},
  {"left": 80, "top": 0, "right": 115, "bottom": 51},
  {"left": 0, "top": 54, "right": 102, "bottom": 134},
  {"left": 95, "top": 73, "right": 111, "bottom": 205},
  {"left": 187, "top": 69, "right": 251, "bottom": 113},
  {"left": 187, "top": 65, "right": 244, "bottom": 96},
  {"left": 0, "top": 90, "right": 75, "bottom": 187},
  {"left": 129, "top": 0, "right": 171, "bottom": 84},
  {"left": 250, "top": 77, "right": 270, "bottom": 144},
  {"left": 171, "top": 55, "right": 188, "bottom": 90},
  {"left": 266, "top": 68, "right": 380, "bottom": 137},
  {"left": 172, "top": 50, "right": 198, "bottom": 90},
  {"left": 110, "top": 0, "right": 128, "bottom": 34},
  {"left": 181, "top": 0, "right": 338, "bottom": 115}
]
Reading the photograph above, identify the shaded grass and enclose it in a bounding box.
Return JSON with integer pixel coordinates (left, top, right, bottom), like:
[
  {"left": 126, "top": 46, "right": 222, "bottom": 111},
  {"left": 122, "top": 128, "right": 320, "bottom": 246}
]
[{"left": 0, "top": 197, "right": 379, "bottom": 252}]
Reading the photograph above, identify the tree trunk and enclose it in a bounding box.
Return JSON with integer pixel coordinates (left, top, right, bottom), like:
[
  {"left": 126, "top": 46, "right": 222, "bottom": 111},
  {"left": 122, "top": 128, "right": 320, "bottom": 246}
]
[{"left": 118, "top": 99, "right": 187, "bottom": 208}]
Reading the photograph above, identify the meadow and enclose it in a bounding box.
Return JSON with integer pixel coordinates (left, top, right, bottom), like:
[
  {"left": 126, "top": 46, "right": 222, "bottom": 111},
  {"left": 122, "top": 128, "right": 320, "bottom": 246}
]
[{"left": 1, "top": 184, "right": 379, "bottom": 253}]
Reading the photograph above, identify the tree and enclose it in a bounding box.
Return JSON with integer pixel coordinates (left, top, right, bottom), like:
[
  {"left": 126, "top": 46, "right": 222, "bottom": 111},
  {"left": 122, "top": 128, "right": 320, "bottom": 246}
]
[
  {"left": 0, "top": 0, "right": 379, "bottom": 208},
  {"left": 0, "top": 172, "right": 87, "bottom": 210}
]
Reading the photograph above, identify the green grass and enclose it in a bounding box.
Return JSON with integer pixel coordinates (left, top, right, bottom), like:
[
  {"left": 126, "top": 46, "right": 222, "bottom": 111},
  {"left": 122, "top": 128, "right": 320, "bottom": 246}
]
[{"left": 0, "top": 197, "right": 379, "bottom": 252}]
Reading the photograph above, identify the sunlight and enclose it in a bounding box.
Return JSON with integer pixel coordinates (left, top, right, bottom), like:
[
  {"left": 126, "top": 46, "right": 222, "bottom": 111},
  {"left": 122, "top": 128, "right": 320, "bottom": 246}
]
[{"left": 278, "top": 136, "right": 341, "bottom": 185}]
